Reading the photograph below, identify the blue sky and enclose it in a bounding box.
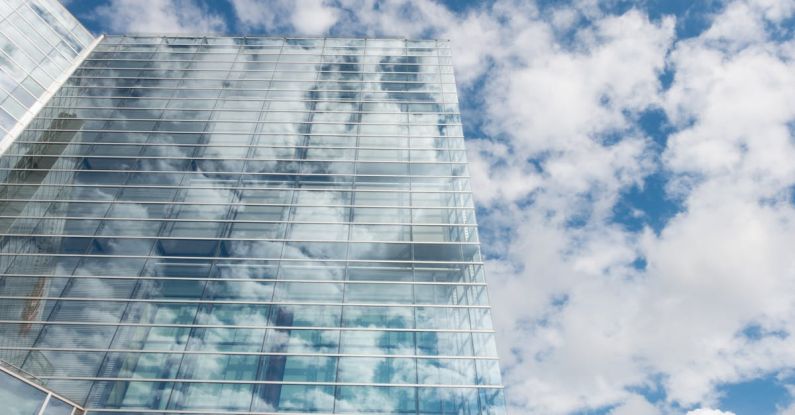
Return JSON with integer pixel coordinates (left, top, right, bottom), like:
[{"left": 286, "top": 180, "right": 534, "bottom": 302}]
[{"left": 60, "top": 0, "right": 795, "bottom": 414}]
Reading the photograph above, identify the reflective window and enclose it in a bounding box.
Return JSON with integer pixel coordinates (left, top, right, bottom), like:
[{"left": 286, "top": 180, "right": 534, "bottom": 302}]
[
  {"left": 0, "top": 368, "right": 82, "bottom": 415},
  {"left": 0, "top": 369, "right": 47, "bottom": 415}
]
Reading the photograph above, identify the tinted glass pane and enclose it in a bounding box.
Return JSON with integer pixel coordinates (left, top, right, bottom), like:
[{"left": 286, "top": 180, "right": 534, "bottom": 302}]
[
  {"left": 42, "top": 398, "right": 75, "bottom": 415},
  {"left": 0, "top": 370, "right": 46, "bottom": 415}
]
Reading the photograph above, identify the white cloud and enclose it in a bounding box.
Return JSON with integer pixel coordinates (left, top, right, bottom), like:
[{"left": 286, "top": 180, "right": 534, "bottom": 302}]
[
  {"left": 609, "top": 395, "right": 661, "bottom": 415},
  {"left": 478, "top": 0, "right": 795, "bottom": 412},
  {"left": 686, "top": 410, "right": 737, "bottom": 415},
  {"left": 230, "top": 0, "right": 339, "bottom": 35},
  {"left": 292, "top": 0, "right": 339, "bottom": 35},
  {"left": 229, "top": 0, "right": 290, "bottom": 32},
  {"left": 93, "top": 0, "right": 226, "bottom": 34}
]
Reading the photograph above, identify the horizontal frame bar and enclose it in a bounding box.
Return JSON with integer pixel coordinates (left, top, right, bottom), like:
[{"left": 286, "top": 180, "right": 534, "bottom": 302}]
[
  {"left": 0, "top": 215, "right": 477, "bottom": 228},
  {"left": 43, "top": 95, "right": 461, "bottom": 106},
  {"left": 35, "top": 376, "right": 503, "bottom": 389},
  {"left": 0, "top": 252, "right": 484, "bottom": 265},
  {"left": 0, "top": 274, "right": 486, "bottom": 286},
  {"left": 0, "top": 296, "right": 490, "bottom": 308},
  {"left": 8, "top": 140, "right": 468, "bottom": 151},
  {"left": 0, "top": 320, "right": 491, "bottom": 333},
  {"left": 1, "top": 155, "right": 468, "bottom": 165},
  {"left": 0, "top": 183, "right": 472, "bottom": 194},
  {"left": 0, "top": 346, "right": 498, "bottom": 360},
  {"left": 0, "top": 233, "right": 480, "bottom": 245}
]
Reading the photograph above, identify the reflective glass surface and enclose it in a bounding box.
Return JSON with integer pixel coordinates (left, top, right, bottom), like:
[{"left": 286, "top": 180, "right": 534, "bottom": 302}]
[
  {"left": 0, "top": 0, "right": 94, "bottom": 145},
  {"left": 0, "top": 35, "right": 505, "bottom": 414},
  {"left": 0, "top": 366, "right": 83, "bottom": 415}
]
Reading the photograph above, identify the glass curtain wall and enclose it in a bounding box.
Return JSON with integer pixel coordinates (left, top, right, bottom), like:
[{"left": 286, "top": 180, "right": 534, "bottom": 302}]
[
  {"left": 0, "top": 35, "right": 506, "bottom": 414},
  {"left": 0, "top": 0, "right": 94, "bottom": 144}
]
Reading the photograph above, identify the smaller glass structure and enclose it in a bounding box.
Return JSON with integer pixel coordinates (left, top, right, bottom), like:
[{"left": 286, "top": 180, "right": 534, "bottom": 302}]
[
  {"left": 0, "top": 0, "right": 95, "bottom": 147},
  {"left": 0, "top": 362, "right": 84, "bottom": 415}
]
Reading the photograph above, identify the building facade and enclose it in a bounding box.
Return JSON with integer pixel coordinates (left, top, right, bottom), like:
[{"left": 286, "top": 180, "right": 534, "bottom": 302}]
[
  {"left": 0, "top": 0, "right": 95, "bottom": 152},
  {"left": 0, "top": 14, "right": 507, "bottom": 415}
]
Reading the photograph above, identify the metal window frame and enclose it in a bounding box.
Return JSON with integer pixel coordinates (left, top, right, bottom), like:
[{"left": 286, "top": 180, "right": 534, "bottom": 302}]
[
  {"left": 1, "top": 154, "right": 468, "bottom": 165},
  {"left": 20, "top": 128, "right": 463, "bottom": 138},
  {"left": 0, "top": 183, "right": 473, "bottom": 194},
  {"left": 0, "top": 198, "right": 474, "bottom": 210},
  {"left": 81, "top": 57, "right": 454, "bottom": 67},
  {"left": 0, "top": 232, "right": 480, "bottom": 245},
  {"left": 73, "top": 66, "right": 456, "bottom": 76},
  {"left": 0, "top": 215, "right": 479, "bottom": 228},
  {"left": 0, "top": 274, "right": 487, "bottom": 286},
  {"left": 0, "top": 346, "right": 500, "bottom": 361},
  {"left": 0, "top": 171, "right": 472, "bottom": 181},
  {"left": 29, "top": 95, "right": 462, "bottom": 106},
  {"left": 27, "top": 116, "right": 464, "bottom": 127},
  {"left": 0, "top": 320, "right": 493, "bottom": 334},
  {"left": 8, "top": 140, "right": 468, "bottom": 151},
  {"left": 36, "top": 376, "right": 503, "bottom": 389},
  {"left": 67, "top": 75, "right": 458, "bottom": 85},
  {"left": 0, "top": 296, "right": 490, "bottom": 309},
  {"left": 0, "top": 253, "right": 484, "bottom": 265},
  {"left": 37, "top": 105, "right": 464, "bottom": 116},
  {"left": 58, "top": 85, "right": 456, "bottom": 96}
]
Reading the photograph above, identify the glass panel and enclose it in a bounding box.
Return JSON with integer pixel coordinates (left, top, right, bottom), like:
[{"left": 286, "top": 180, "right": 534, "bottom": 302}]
[
  {"left": 169, "top": 382, "right": 254, "bottom": 411},
  {"left": 417, "top": 358, "right": 477, "bottom": 385},
  {"left": 0, "top": 369, "right": 47, "bottom": 415},
  {"left": 336, "top": 386, "right": 416, "bottom": 414},
  {"left": 342, "top": 305, "right": 414, "bottom": 328},
  {"left": 340, "top": 330, "right": 415, "bottom": 355},
  {"left": 42, "top": 398, "right": 77, "bottom": 415},
  {"left": 418, "top": 387, "right": 480, "bottom": 415},
  {"left": 252, "top": 384, "right": 334, "bottom": 413},
  {"left": 0, "top": 0, "right": 93, "bottom": 146},
  {"left": 337, "top": 357, "right": 416, "bottom": 383},
  {"left": 259, "top": 355, "right": 336, "bottom": 382}
]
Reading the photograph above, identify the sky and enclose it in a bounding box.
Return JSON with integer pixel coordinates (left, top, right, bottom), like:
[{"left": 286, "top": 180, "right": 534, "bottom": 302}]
[{"left": 58, "top": 0, "right": 795, "bottom": 414}]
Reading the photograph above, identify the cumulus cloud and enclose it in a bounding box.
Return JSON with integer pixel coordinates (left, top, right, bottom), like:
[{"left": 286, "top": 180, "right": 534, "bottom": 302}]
[
  {"left": 686, "top": 410, "right": 737, "bottom": 415},
  {"left": 230, "top": 0, "right": 339, "bottom": 35},
  {"left": 292, "top": 0, "right": 339, "bottom": 34},
  {"left": 609, "top": 394, "right": 661, "bottom": 415},
  {"left": 93, "top": 0, "right": 226, "bottom": 34},
  {"left": 484, "top": 0, "right": 795, "bottom": 413}
]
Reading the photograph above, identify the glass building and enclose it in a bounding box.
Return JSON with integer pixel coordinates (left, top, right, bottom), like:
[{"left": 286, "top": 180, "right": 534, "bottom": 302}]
[
  {"left": 0, "top": 0, "right": 95, "bottom": 151},
  {"left": 0, "top": 12, "right": 507, "bottom": 414}
]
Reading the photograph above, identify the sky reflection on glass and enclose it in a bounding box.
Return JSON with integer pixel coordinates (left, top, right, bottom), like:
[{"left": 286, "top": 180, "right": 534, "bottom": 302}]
[{"left": 0, "top": 34, "right": 505, "bottom": 414}]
